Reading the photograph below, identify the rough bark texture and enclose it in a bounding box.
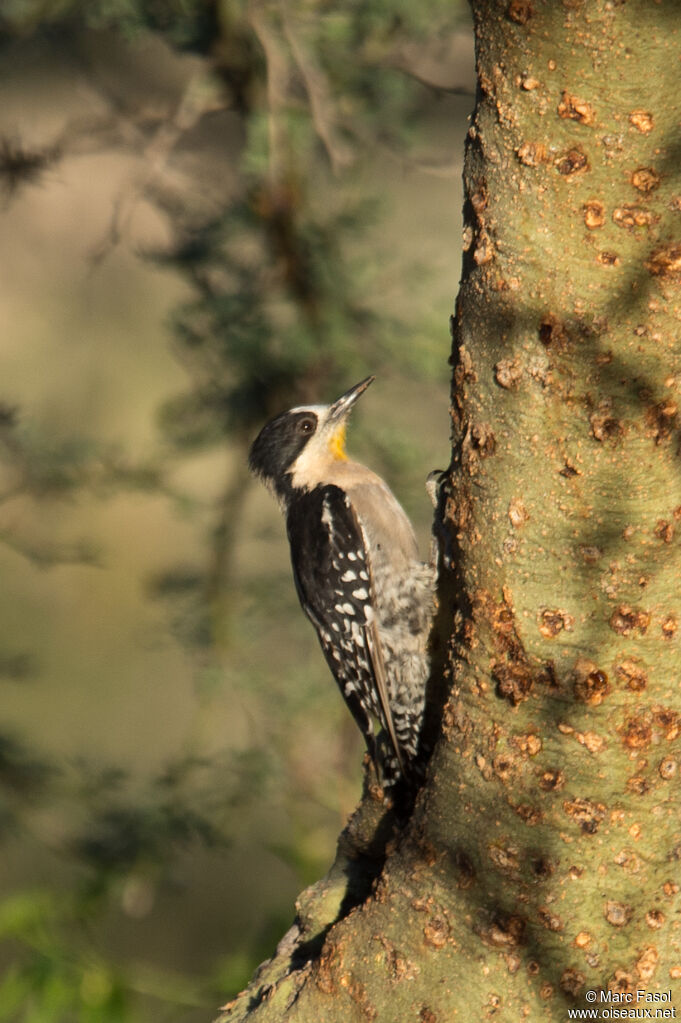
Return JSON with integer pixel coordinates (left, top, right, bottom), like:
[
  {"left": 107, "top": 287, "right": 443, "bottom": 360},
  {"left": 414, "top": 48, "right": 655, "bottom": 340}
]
[{"left": 217, "top": 2, "right": 681, "bottom": 1020}]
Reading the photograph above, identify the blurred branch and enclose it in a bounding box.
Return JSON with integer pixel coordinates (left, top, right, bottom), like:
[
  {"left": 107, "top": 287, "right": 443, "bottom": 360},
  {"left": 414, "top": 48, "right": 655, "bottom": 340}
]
[
  {"left": 204, "top": 454, "right": 253, "bottom": 647},
  {"left": 280, "top": 4, "right": 354, "bottom": 173},
  {"left": 0, "top": 530, "right": 101, "bottom": 569},
  {"left": 0, "top": 135, "right": 62, "bottom": 202},
  {"left": 247, "top": 0, "right": 291, "bottom": 185},
  {"left": 88, "top": 69, "right": 227, "bottom": 264}
]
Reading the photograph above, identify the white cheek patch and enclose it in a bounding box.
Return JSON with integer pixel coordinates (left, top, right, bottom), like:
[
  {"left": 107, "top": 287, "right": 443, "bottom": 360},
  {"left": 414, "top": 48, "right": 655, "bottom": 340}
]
[{"left": 289, "top": 415, "right": 338, "bottom": 491}]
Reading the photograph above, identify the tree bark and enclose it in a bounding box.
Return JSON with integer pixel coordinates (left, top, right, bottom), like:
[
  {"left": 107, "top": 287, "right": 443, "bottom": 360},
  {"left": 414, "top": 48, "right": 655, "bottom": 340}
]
[{"left": 217, "top": 1, "right": 681, "bottom": 1019}]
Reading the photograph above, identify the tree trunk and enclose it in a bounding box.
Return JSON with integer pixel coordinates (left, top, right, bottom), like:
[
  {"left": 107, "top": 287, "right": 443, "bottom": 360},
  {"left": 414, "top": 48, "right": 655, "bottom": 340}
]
[{"left": 217, "top": 1, "right": 681, "bottom": 1019}]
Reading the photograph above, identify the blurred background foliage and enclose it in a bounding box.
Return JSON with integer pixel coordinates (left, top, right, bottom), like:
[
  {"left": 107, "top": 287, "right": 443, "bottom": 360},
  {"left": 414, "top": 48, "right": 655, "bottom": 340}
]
[{"left": 0, "top": 0, "right": 472, "bottom": 1018}]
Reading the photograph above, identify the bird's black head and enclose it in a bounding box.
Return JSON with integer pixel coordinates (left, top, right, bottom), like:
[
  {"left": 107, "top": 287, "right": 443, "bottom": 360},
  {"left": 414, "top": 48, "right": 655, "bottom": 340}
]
[
  {"left": 249, "top": 377, "right": 374, "bottom": 500},
  {"left": 248, "top": 408, "right": 319, "bottom": 495}
]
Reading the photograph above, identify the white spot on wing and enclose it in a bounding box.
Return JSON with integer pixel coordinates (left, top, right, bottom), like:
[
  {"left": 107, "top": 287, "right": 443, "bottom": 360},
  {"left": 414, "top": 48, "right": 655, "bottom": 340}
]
[
  {"left": 321, "top": 497, "right": 334, "bottom": 529},
  {"left": 335, "top": 602, "right": 355, "bottom": 616}
]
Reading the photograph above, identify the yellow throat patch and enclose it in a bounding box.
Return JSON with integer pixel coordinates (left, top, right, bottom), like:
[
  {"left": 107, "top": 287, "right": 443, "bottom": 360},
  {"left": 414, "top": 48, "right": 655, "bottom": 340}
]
[{"left": 328, "top": 423, "right": 348, "bottom": 461}]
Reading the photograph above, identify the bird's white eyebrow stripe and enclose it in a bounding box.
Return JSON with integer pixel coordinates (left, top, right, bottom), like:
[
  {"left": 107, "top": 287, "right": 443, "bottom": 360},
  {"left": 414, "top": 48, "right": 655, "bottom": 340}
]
[{"left": 288, "top": 404, "right": 326, "bottom": 416}]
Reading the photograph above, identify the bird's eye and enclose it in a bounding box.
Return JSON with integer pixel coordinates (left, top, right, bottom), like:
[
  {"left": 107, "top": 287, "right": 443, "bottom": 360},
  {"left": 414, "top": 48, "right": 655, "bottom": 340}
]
[{"left": 299, "top": 417, "right": 315, "bottom": 434}]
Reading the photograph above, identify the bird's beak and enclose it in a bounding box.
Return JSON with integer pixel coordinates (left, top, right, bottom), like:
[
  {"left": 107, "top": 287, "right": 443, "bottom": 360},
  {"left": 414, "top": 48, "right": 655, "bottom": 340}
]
[{"left": 327, "top": 376, "right": 375, "bottom": 424}]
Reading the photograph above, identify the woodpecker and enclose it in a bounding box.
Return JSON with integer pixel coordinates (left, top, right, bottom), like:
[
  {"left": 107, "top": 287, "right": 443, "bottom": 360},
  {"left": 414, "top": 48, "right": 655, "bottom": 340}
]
[{"left": 249, "top": 376, "right": 434, "bottom": 787}]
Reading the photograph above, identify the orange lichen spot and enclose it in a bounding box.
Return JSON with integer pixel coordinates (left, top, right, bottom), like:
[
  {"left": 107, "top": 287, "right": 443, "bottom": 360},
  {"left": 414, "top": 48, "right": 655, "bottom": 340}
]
[
  {"left": 423, "top": 913, "right": 450, "bottom": 949},
  {"left": 492, "top": 753, "right": 518, "bottom": 783},
  {"left": 620, "top": 715, "right": 653, "bottom": 750},
  {"left": 645, "top": 399, "right": 678, "bottom": 443},
  {"left": 470, "top": 421, "right": 497, "bottom": 456},
  {"left": 614, "top": 849, "right": 644, "bottom": 872},
  {"left": 573, "top": 661, "right": 610, "bottom": 705},
  {"left": 520, "top": 75, "right": 540, "bottom": 91},
  {"left": 629, "top": 110, "right": 654, "bottom": 134},
  {"left": 556, "top": 147, "right": 589, "bottom": 176},
  {"left": 488, "top": 844, "right": 521, "bottom": 875},
  {"left": 505, "top": 954, "right": 521, "bottom": 974},
  {"left": 538, "top": 313, "right": 569, "bottom": 348},
  {"left": 480, "top": 912, "right": 526, "bottom": 950},
  {"left": 583, "top": 199, "right": 605, "bottom": 229},
  {"left": 517, "top": 140, "right": 548, "bottom": 166},
  {"left": 631, "top": 167, "right": 660, "bottom": 193},
  {"left": 479, "top": 591, "right": 538, "bottom": 707},
  {"left": 470, "top": 187, "right": 488, "bottom": 214},
  {"left": 539, "top": 982, "right": 554, "bottom": 999},
  {"left": 646, "top": 909, "right": 665, "bottom": 929},
  {"left": 609, "top": 606, "right": 650, "bottom": 636},
  {"left": 508, "top": 496, "right": 529, "bottom": 527},
  {"left": 575, "top": 731, "right": 607, "bottom": 754},
  {"left": 579, "top": 544, "right": 602, "bottom": 563},
  {"left": 652, "top": 707, "right": 680, "bottom": 741},
  {"left": 646, "top": 245, "right": 681, "bottom": 280},
  {"left": 539, "top": 608, "right": 575, "bottom": 638},
  {"left": 654, "top": 519, "right": 675, "bottom": 543},
  {"left": 662, "top": 615, "right": 678, "bottom": 640},
  {"left": 507, "top": 0, "right": 533, "bottom": 24},
  {"left": 609, "top": 969, "right": 636, "bottom": 996},
  {"left": 513, "top": 804, "right": 543, "bottom": 825},
  {"left": 512, "top": 733, "right": 542, "bottom": 757},
  {"left": 563, "top": 797, "right": 606, "bottom": 834},
  {"left": 597, "top": 250, "right": 620, "bottom": 266},
  {"left": 636, "top": 946, "right": 659, "bottom": 983},
  {"left": 604, "top": 901, "right": 633, "bottom": 927},
  {"left": 537, "top": 907, "right": 563, "bottom": 932},
  {"left": 494, "top": 664, "right": 533, "bottom": 706},
  {"left": 560, "top": 968, "right": 585, "bottom": 996},
  {"left": 495, "top": 358, "right": 523, "bottom": 389},
  {"left": 659, "top": 756, "right": 677, "bottom": 781},
  {"left": 537, "top": 662, "right": 558, "bottom": 690},
  {"left": 557, "top": 91, "right": 595, "bottom": 125},
  {"left": 539, "top": 768, "right": 565, "bottom": 791},
  {"left": 613, "top": 205, "right": 657, "bottom": 230},
  {"left": 615, "top": 659, "right": 648, "bottom": 692},
  {"left": 574, "top": 931, "right": 592, "bottom": 949},
  {"left": 377, "top": 936, "right": 419, "bottom": 982},
  {"left": 626, "top": 776, "right": 650, "bottom": 796},
  {"left": 473, "top": 230, "right": 494, "bottom": 266},
  {"left": 590, "top": 405, "right": 624, "bottom": 441},
  {"left": 662, "top": 881, "right": 679, "bottom": 898}
]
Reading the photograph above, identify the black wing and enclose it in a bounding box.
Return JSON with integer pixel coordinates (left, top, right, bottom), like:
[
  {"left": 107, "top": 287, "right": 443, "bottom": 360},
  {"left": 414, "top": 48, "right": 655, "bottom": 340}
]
[{"left": 286, "top": 484, "right": 404, "bottom": 775}]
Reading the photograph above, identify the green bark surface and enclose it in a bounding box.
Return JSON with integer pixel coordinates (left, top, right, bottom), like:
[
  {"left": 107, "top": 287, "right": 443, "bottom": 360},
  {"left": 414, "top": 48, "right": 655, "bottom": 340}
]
[{"left": 218, "top": 2, "right": 681, "bottom": 1020}]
